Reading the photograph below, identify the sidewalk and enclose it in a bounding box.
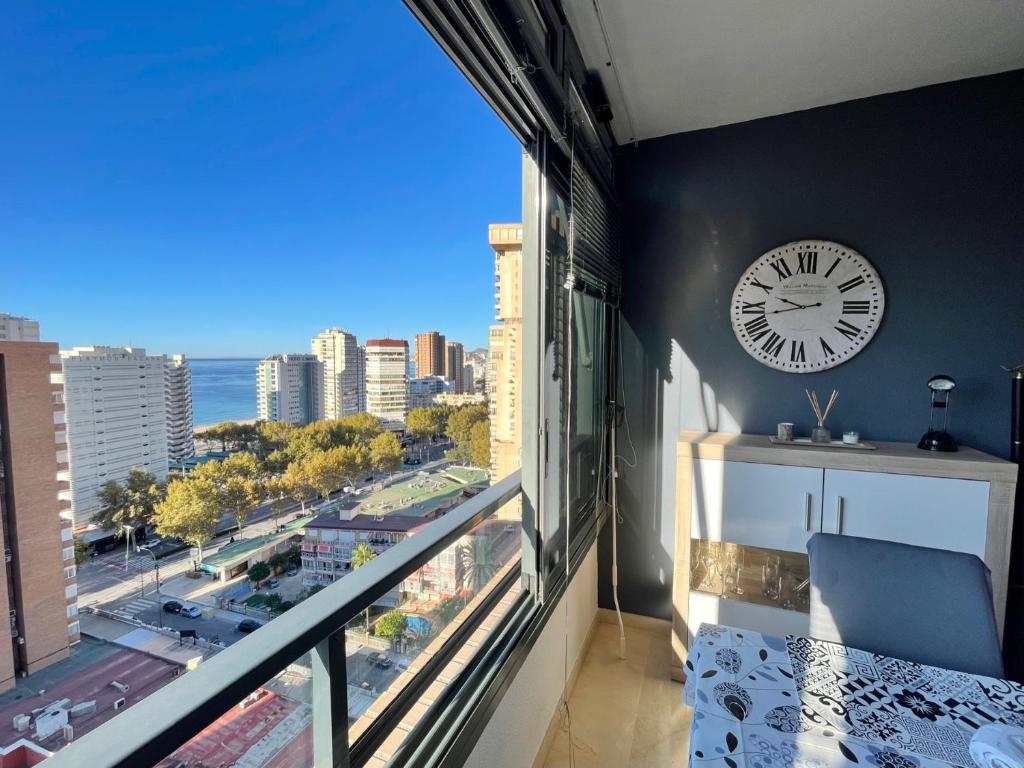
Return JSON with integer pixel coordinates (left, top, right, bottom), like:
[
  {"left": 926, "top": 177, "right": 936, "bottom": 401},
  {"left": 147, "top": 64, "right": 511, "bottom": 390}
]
[{"left": 81, "top": 612, "right": 219, "bottom": 666}]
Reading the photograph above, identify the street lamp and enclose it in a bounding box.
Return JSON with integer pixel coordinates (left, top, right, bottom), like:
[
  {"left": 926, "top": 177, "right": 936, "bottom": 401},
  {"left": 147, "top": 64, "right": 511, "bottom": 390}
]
[
  {"left": 137, "top": 545, "right": 161, "bottom": 627},
  {"left": 122, "top": 524, "right": 134, "bottom": 572}
]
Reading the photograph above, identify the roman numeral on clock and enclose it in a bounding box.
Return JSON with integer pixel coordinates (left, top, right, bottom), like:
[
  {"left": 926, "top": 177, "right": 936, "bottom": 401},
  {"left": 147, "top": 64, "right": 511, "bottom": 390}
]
[
  {"left": 743, "top": 315, "right": 771, "bottom": 341},
  {"left": 741, "top": 301, "right": 765, "bottom": 314},
  {"left": 761, "top": 332, "right": 784, "bottom": 358},
  {"left": 820, "top": 336, "right": 835, "bottom": 356},
  {"left": 843, "top": 300, "right": 870, "bottom": 314},
  {"left": 796, "top": 251, "right": 817, "bottom": 274},
  {"left": 824, "top": 257, "right": 841, "bottom": 278},
  {"left": 750, "top": 277, "right": 773, "bottom": 294},
  {"left": 790, "top": 340, "right": 806, "bottom": 363},
  {"left": 770, "top": 258, "right": 792, "bottom": 280},
  {"left": 837, "top": 275, "right": 866, "bottom": 293},
  {"left": 835, "top": 319, "right": 862, "bottom": 341}
]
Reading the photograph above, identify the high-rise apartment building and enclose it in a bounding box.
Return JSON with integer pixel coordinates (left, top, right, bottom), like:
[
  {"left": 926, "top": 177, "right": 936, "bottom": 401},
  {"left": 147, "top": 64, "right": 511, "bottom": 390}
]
[
  {"left": 256, "top": 354, "right": 324, "bottom": 426},
  {"left": 365, "top": 339, "right": 409, "bottom": 430},
  {"left": 165, "top": 354, "right": 194, "bottom": 461},
  {"left": 487, "top": 224, "right": 523, "bottom": 493},
  {"left": 415, "top": 332, "right": 445, "bottom": 378},
  {"left": 61, "top": 347, "right": 169, "bottom": 530},
  {"left": 356, "top": 345, "right": 366, "bottom": 412},
  {"left": 445, "top": 341, "right": 465, "bottom": 394},
  {"left": 0, "top": 314, "right": 40, "bottom": 342},
  {"left": 462, "top": 364, "right": 475, "bottom": 395},
  {"left": 409, "top": 376, "right": 448, "bottom": 410},
  {"left": 311, "top": 329, "right": 364, "bottom": 419},
  {"left": 0, "top": 341, "right": 80, "bottom": 693}
]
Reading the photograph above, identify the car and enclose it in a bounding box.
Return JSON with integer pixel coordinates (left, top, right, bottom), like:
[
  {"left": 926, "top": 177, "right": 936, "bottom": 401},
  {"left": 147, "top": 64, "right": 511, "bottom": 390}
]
[
  {"left": 268, "top": 578, "right": 280, "bottom": 589},
  {"left": 236, "top": 619, "right": 261, "bottom": 634},
  {"left": 181, "top": 605, "right": 202, "bottom": 618},
  {"left": 286, "top": 567, "right": 298, "bottom": 577},
  {"left": 162, "top": 600, "right": 183, "bottom": 614},
  {"left": 404, "top": 457, "right": 421, "bottom": 466}
]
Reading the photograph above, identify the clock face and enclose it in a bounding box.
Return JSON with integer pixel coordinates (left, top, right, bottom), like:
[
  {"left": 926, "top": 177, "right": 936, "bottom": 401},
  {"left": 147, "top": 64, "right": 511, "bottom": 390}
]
[{"left": 730, "top": 240, "right": 885, "bottom": 372}]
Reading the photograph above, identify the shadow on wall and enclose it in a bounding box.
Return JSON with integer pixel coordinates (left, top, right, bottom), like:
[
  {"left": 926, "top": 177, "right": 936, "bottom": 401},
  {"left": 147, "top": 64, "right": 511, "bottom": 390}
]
[
  {"left": 599, "top": 315, "right": 741, "bottom": 620},
  {"left": 599, "top": 71, "right": 1024, "bottom": 620}
]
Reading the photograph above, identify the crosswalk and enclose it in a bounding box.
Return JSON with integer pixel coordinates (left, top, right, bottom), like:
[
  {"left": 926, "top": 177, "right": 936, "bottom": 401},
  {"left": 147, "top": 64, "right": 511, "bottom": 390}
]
[{"left": 113, "top": 597, "right": 158, "bottom": 620}]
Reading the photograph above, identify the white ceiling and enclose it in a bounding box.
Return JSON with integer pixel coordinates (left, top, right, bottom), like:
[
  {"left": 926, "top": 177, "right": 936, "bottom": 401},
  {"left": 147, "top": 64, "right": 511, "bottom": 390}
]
[{"left": 561, "top": 0, "right": 1024, "bottom": 144}]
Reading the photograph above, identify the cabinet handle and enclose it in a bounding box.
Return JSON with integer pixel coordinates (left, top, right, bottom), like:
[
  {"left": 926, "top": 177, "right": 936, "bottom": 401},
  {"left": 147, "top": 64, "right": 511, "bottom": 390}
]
[
  {"left": 835, "top": 496, "right": 844, "bottom": 535},
  {"left": 804, "top": 493, "right": 812, "bottom": 531}
]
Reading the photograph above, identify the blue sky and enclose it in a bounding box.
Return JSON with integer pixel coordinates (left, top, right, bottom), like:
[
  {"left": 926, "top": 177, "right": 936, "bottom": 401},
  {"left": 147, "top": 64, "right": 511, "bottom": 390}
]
[{"left": 0, "top": 2, "right": 520, "bottom": 357}]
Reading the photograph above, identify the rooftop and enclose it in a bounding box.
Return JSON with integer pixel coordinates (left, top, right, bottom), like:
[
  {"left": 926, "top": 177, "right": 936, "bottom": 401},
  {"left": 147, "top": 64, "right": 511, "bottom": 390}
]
[{"left": 305, "top": 513, "right": 427, "bottom": 533}]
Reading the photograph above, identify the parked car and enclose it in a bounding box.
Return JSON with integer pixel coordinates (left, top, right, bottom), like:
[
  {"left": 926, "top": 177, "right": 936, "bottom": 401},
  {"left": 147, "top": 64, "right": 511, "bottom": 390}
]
[
  {"left": 286, "top": 567, "right": 298, "bottom": 577},
  {"left": 162, "top": 601, "right": 183, "bottom": 614},
  {"left": 236, "top": 619, "right": 261, "bottom": 634},
  {"left": 268, "top": 578, "right": 280, "bottom": 589},
  {"left": 181, "top": 605, "right": 202, "bottom": 618},
  {"left": 404, "top": 457, "right": 421, "bottom": 466}
]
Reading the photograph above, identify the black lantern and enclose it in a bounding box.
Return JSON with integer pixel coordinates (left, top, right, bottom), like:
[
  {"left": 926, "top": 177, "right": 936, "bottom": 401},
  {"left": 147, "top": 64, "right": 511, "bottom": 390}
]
[{"left": 918, "top": 374, "right": 958, "bottom": 452}]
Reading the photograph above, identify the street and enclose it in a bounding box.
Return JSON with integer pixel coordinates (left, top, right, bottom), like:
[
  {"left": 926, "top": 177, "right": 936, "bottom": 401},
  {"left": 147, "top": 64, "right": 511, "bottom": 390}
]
[
  {"left": 76, "top": 451, "right": 458, "bottom": 630},
  {"left": 110, "top": 595, "right": 255, "bottom": 645}
]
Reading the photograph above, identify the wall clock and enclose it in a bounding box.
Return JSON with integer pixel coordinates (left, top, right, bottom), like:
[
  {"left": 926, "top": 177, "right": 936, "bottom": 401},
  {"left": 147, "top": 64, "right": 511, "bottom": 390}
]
[{"left": 730, "top": 240, "right": 885, "bottom": 372}]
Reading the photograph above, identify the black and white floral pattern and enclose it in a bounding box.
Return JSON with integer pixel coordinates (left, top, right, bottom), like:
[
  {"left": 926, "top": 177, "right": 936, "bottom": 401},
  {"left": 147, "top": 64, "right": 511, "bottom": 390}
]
[{"left": 685, "top": 623, "right": 1024, "bottom": 768}]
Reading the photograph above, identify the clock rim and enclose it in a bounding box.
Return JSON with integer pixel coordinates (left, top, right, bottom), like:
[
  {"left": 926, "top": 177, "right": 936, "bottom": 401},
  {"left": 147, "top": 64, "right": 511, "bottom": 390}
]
[{"left": 730, "top": 238, "right": 885, "bottom": 373}]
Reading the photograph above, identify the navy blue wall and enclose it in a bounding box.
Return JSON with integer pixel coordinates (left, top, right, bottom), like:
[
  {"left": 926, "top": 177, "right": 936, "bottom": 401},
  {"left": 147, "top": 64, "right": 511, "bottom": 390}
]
[{"left": 600, "top": 70, "right": 1024, "bottom": 619}]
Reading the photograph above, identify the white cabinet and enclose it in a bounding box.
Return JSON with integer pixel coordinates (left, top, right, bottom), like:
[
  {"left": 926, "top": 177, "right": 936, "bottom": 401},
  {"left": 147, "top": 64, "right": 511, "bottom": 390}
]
[
  {"left": 690, "top": 460, "right": 822, "bottom": 553},
  {"left": 821, "top": 469, "right": 989, "bottom": 558},
  {"left": 671, "top": 432, "right": 1018, "bottom": 682}
]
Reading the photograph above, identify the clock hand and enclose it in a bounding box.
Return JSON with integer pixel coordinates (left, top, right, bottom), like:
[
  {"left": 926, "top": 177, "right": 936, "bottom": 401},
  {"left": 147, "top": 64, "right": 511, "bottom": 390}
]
[
  {"left": 777, "top": 297, "right": 813, "bottom": 309},
  {"left": 770, "top": 302, "right": 823, "bottom": 315}
]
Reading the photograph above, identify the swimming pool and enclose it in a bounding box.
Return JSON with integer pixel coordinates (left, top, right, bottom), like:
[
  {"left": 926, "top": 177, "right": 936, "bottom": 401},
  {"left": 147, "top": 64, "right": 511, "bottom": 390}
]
[{"left": 405, "top": 615, "right": 433, "bottom": 636}]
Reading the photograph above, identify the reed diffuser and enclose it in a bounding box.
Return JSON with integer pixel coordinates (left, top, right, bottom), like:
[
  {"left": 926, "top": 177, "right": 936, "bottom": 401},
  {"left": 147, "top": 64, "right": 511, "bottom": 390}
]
[{"left": 806, "top": 388, "right": 838, "bottom": 443}]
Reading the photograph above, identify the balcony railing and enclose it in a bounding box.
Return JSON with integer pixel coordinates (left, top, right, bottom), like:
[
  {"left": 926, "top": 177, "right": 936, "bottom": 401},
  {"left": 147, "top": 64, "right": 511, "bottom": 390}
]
[{"left": 45, "top": 470, "right": 523, "bottom": 768}]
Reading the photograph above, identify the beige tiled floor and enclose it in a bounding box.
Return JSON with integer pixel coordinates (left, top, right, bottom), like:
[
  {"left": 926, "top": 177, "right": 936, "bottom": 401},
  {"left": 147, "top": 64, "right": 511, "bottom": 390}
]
[{"left": 541, "top": 621, "right": 692, "bottom": 768}]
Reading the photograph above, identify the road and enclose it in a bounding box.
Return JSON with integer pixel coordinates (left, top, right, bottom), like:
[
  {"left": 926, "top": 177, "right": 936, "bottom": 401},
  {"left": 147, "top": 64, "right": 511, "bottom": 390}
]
[
  {"left": 77, "top": 451, "right": 455, "bottom": 612},
  {"left": 106, "top": 594, "right": 255, "bottom": 645}
]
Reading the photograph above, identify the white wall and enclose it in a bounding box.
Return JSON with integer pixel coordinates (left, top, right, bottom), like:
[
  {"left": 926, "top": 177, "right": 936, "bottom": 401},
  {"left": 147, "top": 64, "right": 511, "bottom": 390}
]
[{"left": 464, "top": 542, "right": 597, "bottom": 768}]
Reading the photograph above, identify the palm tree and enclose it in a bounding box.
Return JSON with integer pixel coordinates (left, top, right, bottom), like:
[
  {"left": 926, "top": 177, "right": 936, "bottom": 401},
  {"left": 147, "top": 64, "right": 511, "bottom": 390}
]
[
  {"left": 458, "top": 536, "right": 498, "bottom": 593},
  {"left": 351, "top": 543, "right": 377, "bottom": 639}
]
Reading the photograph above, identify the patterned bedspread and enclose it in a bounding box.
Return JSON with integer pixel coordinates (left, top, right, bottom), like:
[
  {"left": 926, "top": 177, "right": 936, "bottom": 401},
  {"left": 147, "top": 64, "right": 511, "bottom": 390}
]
[{"left": 684, "top": 624, "right": 1024, "bottom": 768}]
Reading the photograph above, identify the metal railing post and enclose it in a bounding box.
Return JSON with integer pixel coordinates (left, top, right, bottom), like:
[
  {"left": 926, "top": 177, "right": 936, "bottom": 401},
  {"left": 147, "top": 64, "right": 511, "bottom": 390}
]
[{"left": 312, "top": 630, "right": 350, "bottom": 768}]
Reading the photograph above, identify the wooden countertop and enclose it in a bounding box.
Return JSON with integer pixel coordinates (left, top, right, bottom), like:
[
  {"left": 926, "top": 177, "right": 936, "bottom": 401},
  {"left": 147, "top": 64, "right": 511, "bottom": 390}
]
[{"left": 678, "top": 431, "right": 1019, "bottom": 483}]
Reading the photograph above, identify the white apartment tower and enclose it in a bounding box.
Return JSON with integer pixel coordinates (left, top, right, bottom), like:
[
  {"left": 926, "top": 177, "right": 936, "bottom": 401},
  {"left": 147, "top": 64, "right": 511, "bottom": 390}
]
[
  {"left": 61, "top": 347, "right": 169, "bottom": 530},
  {"left": 257, "top": 354, "right": 324, "bottom": 425},
  {"left": 311, "top": 329, "right": 364, "bottom": 419},
  {"left": 364, "top": 339, "right": 409, "bottom": 430},
  {"left": 0, "top": 314, "right": 40, "bottom": 342},
  {"left": 165, "top": 354, "right": 194, "bottom": 461}
]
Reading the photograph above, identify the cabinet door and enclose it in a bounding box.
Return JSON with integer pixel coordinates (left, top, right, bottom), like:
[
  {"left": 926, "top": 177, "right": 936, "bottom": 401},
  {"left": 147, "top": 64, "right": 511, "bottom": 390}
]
[
  {"left": 822, "top": 469, "right": 989, "bottom": 558},
  {"left": 690, "top": 460, "right": 823, "bottom": 553}
]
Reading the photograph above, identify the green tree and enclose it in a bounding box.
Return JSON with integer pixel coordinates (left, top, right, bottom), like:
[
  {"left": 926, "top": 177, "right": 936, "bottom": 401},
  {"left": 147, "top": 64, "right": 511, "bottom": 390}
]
[
  {"left": 285, "top": 420, "right": 352, "bottom": 463},
  {"left": 301, "top": 448, "right": 346, "bottom": 502},
  {"left": 351, "top": 543, "right": 377, "bottom": 637},
  {"left": 338, "top": 412, "right": 382, "bottom": 445},
  {"left": 447, "top": 405, "right": 488, "bottom": 446},
  {"left": 265, "top": 593, "right": 284, "bottom": 612},
  {"left": 469, "top": 419, "right": 491, "bottom": 468},
  {"left": 370, "top": 432, "right": 404, "bottom": 474},
  {"left": 73, "top": 537, "right": 94, "bottom": 565},
  {"left": 336, "top": 444, "right": 372, "bottom": 489},
  {"left": 194, "top": 452, "right": 264, "bottom": 536},
  {"left": 264, "top": 475, "right": 293, "bottom": 529},
  {"left": 374, "top": 610, "right": 407, "bottom": 640},
  {"left": 283, "top": 461, "right": 315, "bottom": 512},
  {"left": 153, "top": 476, "right": 222, "bottom": 564},
  {"left": 268, "top": 553, "right": 288, "bottom": 573},
  {"left": 458, "top": 536, "right": 498, "bottom": 592},
  {"left": 93, "top": 468, "right": 166, "bottom": 534},
  {"left": 406, "top": 407, "right": 443, "bottom": 441},
  {"left": 248, "top": 561, "right": 271, "bottom": 584},
  {"left": 305, "top": 584, "right": 325, "bottom": 599}
]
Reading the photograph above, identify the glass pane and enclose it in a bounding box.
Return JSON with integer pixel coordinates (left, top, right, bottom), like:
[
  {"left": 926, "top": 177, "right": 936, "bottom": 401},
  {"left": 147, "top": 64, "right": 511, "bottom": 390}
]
[
  {"left": 690, "top": 539, "right": 810, "bottom": 613},
  {"left": 567, "top": 291, "right": 607, "bottom": 526},
  {"left": 157, "top": 656, "right": 313, "bottom": 768},
  {"left": 347, "top": 513, "right": 521, "bottom": 745}
]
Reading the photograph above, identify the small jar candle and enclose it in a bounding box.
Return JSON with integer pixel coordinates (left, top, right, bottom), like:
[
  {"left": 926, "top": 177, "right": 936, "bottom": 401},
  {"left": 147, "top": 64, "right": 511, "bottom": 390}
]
[
  {"left": 777, "top": 422, "right": 794, "bottom": 441},
  {"left": 843, "top": 431, "right": 860, "bottom": 445}
]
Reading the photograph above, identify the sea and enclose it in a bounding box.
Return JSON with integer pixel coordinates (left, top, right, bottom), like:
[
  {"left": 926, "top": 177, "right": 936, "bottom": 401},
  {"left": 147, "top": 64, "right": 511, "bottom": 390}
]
[{"left": 190, "top": 358, "right": 259, "bottom": 428}]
